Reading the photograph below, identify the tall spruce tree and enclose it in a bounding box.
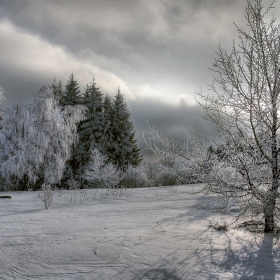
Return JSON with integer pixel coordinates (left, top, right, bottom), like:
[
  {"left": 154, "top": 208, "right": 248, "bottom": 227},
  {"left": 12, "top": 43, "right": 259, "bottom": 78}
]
[
  {"left": 51, "top": 77, "right": 63, "bottom": 99},
  {"left": 74, "top": 77, "right": 104, "bottom": 178},
  {"left": 102, "top": 94, "right": 114, "bottom": 160},
  {"left": 60, "top": 73, "right": 83, "bottom": 182},
  {"left": 109, "top": 88, "right": 142, "bottom": 169},
  {"left": 60, "top": 73, "right": 82, "bottom": 107}
]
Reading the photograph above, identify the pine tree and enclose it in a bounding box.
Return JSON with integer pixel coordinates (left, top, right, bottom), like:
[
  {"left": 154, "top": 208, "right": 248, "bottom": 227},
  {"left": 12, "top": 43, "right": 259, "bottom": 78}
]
[
  {"left": 102, "top": 94, "right": 114, "bottom": 160},
  {"left": 108, "top": 88, "right": 142, "bottom": 169},
  {"left": 51, "top": 77, "right": 63, "bottom": 99},
  {"left": 59, "top": 73, "right": 83, "bottom": 183},
  {"left": 73, "top": 77, "right": 104, "bottom": 178},
  {"left": 60, "top": 73, "right": 82, "bottom": 106},
  {"left": 129, "top": 131, "right": 142, "bottom": 166}
]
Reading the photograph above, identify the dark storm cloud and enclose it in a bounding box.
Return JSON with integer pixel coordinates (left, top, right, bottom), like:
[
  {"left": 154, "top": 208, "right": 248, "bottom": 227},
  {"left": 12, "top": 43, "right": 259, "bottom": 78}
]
[
  {"left": 0, "top": 0, "right": 246, "bottom": 81},
  {"left": 0, "top": 0, "right": 277, "bottom": 157},
  {"left": 0, "top": 0, "right": 247, "bottom": 93}
]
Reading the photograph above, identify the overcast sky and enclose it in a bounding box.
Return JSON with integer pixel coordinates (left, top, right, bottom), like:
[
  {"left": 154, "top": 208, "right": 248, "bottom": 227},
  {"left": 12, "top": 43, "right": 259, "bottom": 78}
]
[{"left": 0, "top": 0, "right": 277, "bottom": 160}]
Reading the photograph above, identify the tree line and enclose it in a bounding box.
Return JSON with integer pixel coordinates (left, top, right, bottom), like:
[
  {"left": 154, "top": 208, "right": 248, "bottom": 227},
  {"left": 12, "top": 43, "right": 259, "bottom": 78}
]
[
  {"left": 53, "top": 74, "right": 142, "bottom": 185},
  {"left": 0, "top": 74, "right": 142, "bottom": 191}
]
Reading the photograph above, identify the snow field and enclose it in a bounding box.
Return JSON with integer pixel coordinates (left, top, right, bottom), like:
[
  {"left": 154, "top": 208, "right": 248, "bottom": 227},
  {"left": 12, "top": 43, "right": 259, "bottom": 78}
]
[{"left": 0, "top": 185, "right": 279, "bottom": 279}]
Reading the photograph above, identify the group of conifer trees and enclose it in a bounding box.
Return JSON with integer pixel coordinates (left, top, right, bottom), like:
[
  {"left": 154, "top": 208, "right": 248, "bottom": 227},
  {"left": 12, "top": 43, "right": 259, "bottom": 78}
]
[{"left": 52, "top": 74, "right": 142, "bottom": 185}]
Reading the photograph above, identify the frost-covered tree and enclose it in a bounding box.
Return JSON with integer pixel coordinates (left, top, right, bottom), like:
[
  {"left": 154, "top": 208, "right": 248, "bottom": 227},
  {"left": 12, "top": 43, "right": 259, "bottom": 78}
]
[
  {"left": 0, "top": 86, "right": 85, "bottom": 190},
  {"left": 197, "top": 0, "right": 280, "bottom": 233},
  {"left": 73, "top": 77, "right": 104, "bottom": 179},
  {"left": 147, "top": 0, "right": 280, "bottom": 232},
  {"left": 84, "top": 148, "right": 121, "bottom": 188},
  {"left": 38, "top": 183, "right": 55, "bottom": 209},
  {"left": 108, "top": 88, "right": 142, "bottom": 169}
]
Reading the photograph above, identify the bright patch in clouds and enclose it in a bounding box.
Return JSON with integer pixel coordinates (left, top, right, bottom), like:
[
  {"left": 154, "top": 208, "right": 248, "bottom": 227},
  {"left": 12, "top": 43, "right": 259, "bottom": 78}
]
[
  {"left": 0, "top": 20, "right": 129, "bottom": 97},
  {"left": 0, "top": 19, "right": 193, "bottom": 105}
]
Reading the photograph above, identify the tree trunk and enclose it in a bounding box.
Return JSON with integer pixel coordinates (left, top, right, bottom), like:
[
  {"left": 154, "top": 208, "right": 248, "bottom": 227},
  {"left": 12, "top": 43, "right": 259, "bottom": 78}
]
[
  {"left": 264, "top": 210, "right": 275, "bottom": 232},
  {"left": 263, "top": 193, "right": 276, "bottom": 232},
  {"left": 266, "top": 96, "right": 278, "bottom": 233}
]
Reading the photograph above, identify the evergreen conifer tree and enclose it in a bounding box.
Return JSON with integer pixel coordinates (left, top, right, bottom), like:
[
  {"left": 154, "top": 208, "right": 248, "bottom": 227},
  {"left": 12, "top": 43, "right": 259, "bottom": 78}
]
[
  {"left": 51, "top": 77, "right": 63, "bottom": 99},
  {"left": 74, "top": 77, "right": 104, "bottom": 178},
  {"left": 60, "top": 73, "right": 82, "bottom": 106},
  {"left": 102, "top": 94, "right": 114, "bottom": 160},
  {"left": 109, "top": 88, "right": 142, "bottom": 169},
  {"left": 60, "top": 73, "right": 83, "bottom": 183}
]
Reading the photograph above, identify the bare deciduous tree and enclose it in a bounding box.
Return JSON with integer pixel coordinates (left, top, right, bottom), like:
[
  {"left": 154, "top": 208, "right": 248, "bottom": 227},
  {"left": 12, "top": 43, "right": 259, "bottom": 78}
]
[
  {"left": 147, "top": 0, "right": 280, "bottom": 232},
  {"left": 197, "top": 0, "right": 280, "bottom": 232},
  {"left": 38, "top": 183, "right": 55, "bottom": 210}
]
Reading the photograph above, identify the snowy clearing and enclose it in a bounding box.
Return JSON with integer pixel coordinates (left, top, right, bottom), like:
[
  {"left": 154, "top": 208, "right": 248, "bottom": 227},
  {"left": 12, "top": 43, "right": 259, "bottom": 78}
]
[{"left": 0, "top": 185, "right": 279, "bottom": 280}]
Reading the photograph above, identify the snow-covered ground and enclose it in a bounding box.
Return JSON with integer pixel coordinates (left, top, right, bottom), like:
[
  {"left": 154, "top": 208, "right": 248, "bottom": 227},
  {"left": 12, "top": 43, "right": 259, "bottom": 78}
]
[{"left": 0, "top": 185, "right": 279, "bottom": 280}]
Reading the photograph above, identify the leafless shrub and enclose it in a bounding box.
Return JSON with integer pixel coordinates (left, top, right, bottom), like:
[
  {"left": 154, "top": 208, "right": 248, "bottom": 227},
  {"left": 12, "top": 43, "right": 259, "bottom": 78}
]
[{"left": 38, "top": 183, "right": 55, "bottom": 209}]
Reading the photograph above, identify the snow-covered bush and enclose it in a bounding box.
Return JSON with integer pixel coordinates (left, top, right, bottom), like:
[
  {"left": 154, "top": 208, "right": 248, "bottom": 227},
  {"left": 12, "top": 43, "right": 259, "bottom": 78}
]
[
  {"left": 120, "top": 165, "right": 149, "bottom": 188},
  {"left": 142, "top": 160, "right": 183, "bottom": 187},
  {"left": 154, "top": 165, "right": 179, "bottom": 186},
  {"left": 66, "top": 178, "right": 80, "bottom": 190},
  {"left": 142, "top": 162, "right": 158, "bottom": 181},
  {"left": 84, "top": 148, "right": 121, "bottom": 188}
]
